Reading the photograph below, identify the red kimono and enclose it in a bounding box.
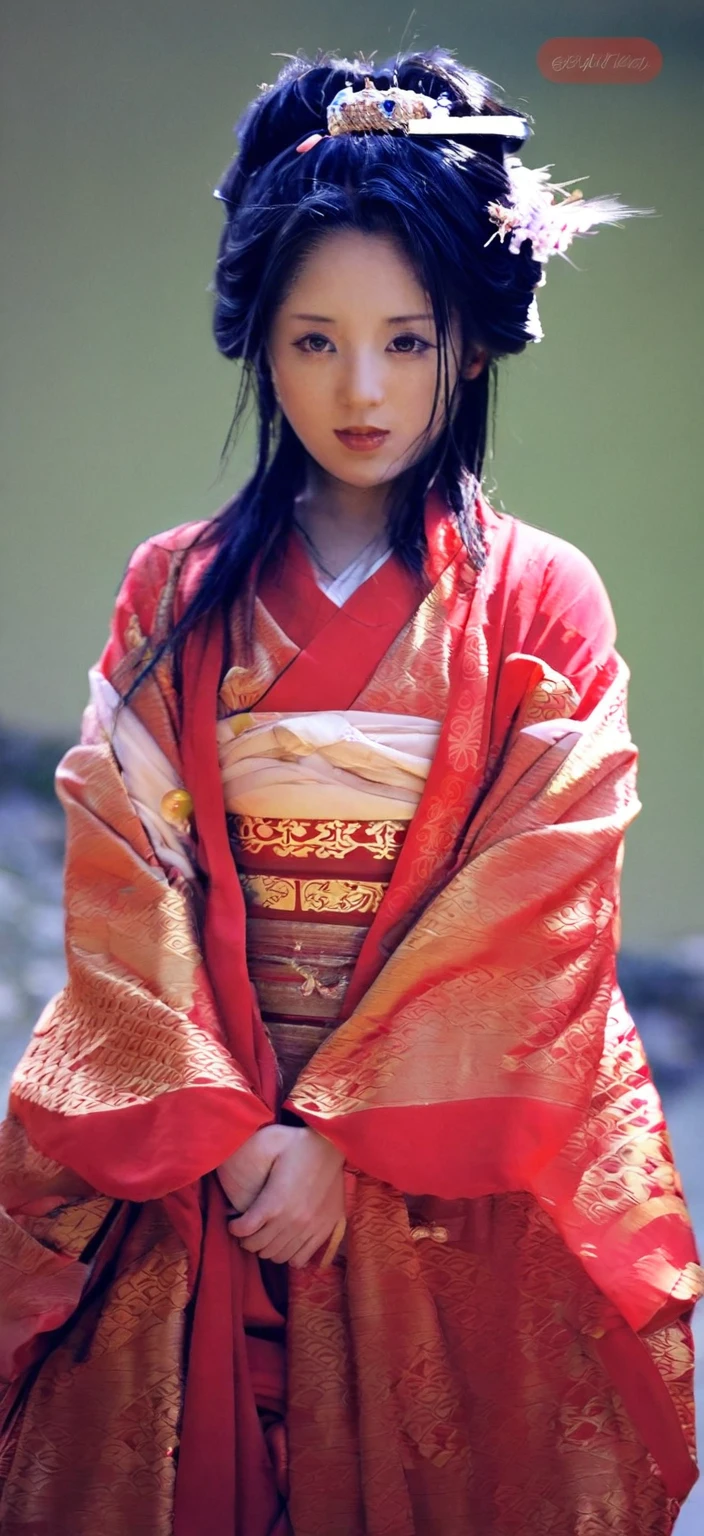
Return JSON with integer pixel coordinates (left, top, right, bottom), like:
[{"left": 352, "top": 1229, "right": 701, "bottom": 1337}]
[{"left": 0, "top": 486, "right": 701, "bottom": 1535}]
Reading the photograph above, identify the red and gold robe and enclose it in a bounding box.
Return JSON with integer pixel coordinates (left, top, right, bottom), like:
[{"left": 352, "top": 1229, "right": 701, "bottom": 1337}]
[{"left": 0, "top": 486, "right": 701, "bottom": 1535}]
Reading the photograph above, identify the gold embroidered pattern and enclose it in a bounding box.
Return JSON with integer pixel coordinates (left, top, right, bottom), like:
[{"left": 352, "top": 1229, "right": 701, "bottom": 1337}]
[
  {"left": 354, "top": 562, "right": 466, "bottom": 718},
  {"left": 229, "top": 814, "right": 407, "bottom": 861},
  {"left": 241, "top": 874, "right": 296, "bottom": 911},
  {"left": 240, "top": 872, "right": 386, "bottom": 914},
  {"left": 0, "top": 1181, "right": 187, "bottom": 1534},
  {"left": 302, "top": 880, "right": 385, "bottom": 914},
  {"left": 286, "top": 1178, "right": 696, "bottom": 1535},
  {"left": 12, "top": 969, "right": 255, "bottom": 1115}
]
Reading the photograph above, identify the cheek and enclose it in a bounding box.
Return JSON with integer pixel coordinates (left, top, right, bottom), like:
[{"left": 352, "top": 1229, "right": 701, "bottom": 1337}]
[
  {"left": 276, "top": 364, "right": 328, "bottom": 419},
  {"left": 403, "top": 369, "right": 450, "bottom": 428}
]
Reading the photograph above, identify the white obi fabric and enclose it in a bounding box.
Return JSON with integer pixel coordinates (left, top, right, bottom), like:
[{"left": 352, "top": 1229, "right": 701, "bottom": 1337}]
[{"left": 216, "top": 710, "right": 442, "bottom": 821}]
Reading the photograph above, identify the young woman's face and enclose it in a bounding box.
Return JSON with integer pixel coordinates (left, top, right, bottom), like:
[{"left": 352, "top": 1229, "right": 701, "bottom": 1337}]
[{"left": 266, "top": 229, "right": 486, "bottom": 489}]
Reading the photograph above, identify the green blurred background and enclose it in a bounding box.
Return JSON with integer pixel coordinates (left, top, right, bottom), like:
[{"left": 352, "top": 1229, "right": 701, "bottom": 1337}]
[{"left": 1, "top": 0, "right": 702, "bottom": 948}]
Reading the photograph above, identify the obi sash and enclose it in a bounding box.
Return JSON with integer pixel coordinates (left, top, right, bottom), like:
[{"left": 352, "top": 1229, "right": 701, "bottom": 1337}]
[{"left": 218, "top": 709, "right": 441, "bottom": 1099}]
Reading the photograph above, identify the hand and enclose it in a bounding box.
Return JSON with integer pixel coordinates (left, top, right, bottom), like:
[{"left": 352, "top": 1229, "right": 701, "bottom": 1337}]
[
  {"left": 228, "top": 1127, "right": 345, "bottom": 1268},
  {"left": 217, "top": 1124, "right": 289, "bottom": 1214}
]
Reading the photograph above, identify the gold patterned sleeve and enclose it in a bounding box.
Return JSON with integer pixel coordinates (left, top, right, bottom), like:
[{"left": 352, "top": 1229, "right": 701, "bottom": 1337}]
[{"left": 6, "top": 533, "right": 274, "bottom": 1203}]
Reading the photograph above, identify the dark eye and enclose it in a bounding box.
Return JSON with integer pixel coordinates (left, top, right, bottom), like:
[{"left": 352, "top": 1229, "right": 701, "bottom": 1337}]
[
  {"left": 294, "top": 333, "right": 332, "bottom": 353},
  {"left": 390, "top": 334, "right": 432, "bottom": 354}
]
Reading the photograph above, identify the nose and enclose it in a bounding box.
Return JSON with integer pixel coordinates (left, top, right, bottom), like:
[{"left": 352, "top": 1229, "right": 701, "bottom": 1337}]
[{"left": 338, "top": 347, "right": 385, "bottom": 410}]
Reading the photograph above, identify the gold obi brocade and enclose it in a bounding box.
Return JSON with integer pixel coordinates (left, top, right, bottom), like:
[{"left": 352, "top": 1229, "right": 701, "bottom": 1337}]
[
  {"left": 227, "top": 813, "right": 407, "bottom": 1096},
  {"left": 217, "top": 709, "right": 441, "bottom": 1097}
]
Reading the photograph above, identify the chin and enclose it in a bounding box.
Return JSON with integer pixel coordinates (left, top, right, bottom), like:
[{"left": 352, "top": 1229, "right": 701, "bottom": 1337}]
[
  {"left": 337, "top": 446, "right": 414, "bottom": 478},
  {"left": 315, "top": 457, "right": 392, "bottom": 487}
]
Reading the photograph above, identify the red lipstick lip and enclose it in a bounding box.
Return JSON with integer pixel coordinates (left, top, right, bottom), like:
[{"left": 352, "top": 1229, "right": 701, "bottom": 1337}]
[{"left": 334, "top": 427, "right": 390, "bottom": 441}]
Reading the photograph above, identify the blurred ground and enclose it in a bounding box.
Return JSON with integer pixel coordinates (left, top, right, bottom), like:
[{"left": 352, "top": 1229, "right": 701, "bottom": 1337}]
[{"left": 0, "top": 781, "right": 703, "bottom": 1527}]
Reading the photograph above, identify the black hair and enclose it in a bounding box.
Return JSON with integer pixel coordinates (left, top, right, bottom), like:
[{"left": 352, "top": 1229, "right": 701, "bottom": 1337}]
[{"left": 126, "top": 46, "right": 543, "bottom": 701}]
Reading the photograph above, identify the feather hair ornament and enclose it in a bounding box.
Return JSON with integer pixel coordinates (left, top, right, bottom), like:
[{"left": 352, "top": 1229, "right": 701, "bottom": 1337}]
[{"left": 485, "top": 155, "right": 653, "bottom": 274}]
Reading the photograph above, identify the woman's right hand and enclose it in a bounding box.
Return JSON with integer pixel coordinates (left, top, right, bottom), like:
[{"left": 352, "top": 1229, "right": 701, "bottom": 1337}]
[
  {"left": 228, "top": 1127, "right": 345, "bottom": 1267},
  {"left": 217, "top": 1123, "right": 288, "bottom": 1213}
]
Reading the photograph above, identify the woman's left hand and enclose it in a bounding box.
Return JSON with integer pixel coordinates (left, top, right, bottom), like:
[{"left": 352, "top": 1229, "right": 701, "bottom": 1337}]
[{"left": 228, "top": 1126, "right": 345, "bottom": 1268}]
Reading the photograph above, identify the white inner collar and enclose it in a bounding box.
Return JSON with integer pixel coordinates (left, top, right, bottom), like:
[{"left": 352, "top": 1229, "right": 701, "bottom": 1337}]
[{"left": 313, "top": 542, "right": 393, "bottom": 607}]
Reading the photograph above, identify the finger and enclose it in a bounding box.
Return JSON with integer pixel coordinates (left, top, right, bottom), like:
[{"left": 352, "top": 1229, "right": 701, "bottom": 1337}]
[
  {"left": 259, "top": 1230, "right": 314, "bottom": 1265},
  {"left": 288, "top": 1229, "right": 329, "bottom": 1271},
  {"left": 229, "top": 1195, "right": 280, "bottom": 1238},
  {"left": 238, "top": 1220, "right": 293, "bottom": 1255}
]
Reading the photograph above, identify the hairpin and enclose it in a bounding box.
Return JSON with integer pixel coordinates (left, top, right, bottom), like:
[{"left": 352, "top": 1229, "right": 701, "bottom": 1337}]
[{"left": 295, "top": 77, "right": 531, "bottom": 155}]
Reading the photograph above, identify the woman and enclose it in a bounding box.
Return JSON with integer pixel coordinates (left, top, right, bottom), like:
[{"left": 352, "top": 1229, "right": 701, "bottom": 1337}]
[{"left": 0, "top": 47, "right": 701, "bottom": 1536}]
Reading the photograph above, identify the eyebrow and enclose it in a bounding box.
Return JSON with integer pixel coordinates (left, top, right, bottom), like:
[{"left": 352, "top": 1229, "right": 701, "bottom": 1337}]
[{"left": 289, "top": 312, "right": 434, "bottom": 324}]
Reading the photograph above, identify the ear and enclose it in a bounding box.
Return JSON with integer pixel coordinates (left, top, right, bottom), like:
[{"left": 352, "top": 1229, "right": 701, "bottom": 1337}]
[{"left": 461, "top": 346, "right": 489, "bottom": 382}]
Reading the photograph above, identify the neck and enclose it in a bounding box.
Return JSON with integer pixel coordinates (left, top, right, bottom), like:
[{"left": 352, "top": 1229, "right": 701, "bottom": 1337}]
[
  {"left": 296, "top": 466, "right": 395, "bottom": 538},
  {"left": 292, "top": 466, "right": 403, "bottom": 579}
]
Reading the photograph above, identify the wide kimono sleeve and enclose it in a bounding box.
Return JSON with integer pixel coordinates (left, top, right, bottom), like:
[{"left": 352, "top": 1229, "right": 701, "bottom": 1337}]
[
  {"left": 9, "top": 535, "right": 275, "bottom": 1203},
  {"left": 286, "top": 525, "right": 702, "bottom": 1332}
]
